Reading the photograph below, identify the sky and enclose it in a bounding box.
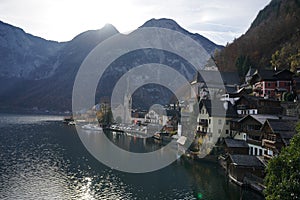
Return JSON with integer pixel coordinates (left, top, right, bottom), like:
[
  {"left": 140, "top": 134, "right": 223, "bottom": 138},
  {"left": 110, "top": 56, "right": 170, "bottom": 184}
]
[{"left": 0, "top": 0, "right": 271, "bottom": 45}]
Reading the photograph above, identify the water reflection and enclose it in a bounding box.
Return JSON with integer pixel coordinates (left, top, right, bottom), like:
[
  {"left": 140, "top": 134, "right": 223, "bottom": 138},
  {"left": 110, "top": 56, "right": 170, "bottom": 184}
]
[{"left": 0, "top": 114, "right": 263, "bottom": 200}]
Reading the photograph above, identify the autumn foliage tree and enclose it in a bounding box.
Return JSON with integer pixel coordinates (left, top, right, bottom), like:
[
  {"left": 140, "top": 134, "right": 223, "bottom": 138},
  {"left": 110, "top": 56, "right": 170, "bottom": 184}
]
[
  {"left": 270, "top": 45, "right": 300, "bottom": 72},
  {"left": 215, "top": 0, "right": 300, "bottom": 72}
]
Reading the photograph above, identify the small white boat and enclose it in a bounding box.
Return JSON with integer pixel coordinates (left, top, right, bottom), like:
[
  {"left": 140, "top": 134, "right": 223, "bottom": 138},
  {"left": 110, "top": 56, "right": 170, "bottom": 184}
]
[
  {"left": 68, "top": 121, "right": 76, "bottom": 126},
  {"left": 81, "top": 124, "right": 102, "bottom": 131}
]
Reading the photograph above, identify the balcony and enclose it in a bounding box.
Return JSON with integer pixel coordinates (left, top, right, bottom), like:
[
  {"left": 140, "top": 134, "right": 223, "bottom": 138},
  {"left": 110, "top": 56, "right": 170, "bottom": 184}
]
[
  {"left": 246, "top": 138, "right": 262, "bottom": 146},
  {"left": 263, "top": 154, "right": 273, "bottom": 160},
  {"left": 262, "top": 140, "right": 277, "bottom": 151},
  {"left": 198, "top": 120, "right": 208, "bottom": 127}
]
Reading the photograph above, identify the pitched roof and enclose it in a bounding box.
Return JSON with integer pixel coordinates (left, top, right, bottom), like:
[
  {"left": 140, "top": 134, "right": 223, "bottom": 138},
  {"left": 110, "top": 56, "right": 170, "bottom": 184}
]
[
  {"left": 225, "top": 139, "right": 249, "bottom": 148},
  {"left": 229, "top": 154, "right": 265, "bottom": 168},
  {"left": 193, "top": 71, "right": 240, "bottom": 86},
  {"left": 238, "top": 114, "right": 279, "bottom": 124},
  {"left": 246, "top": 67, "right": 257, "bottom": 78},
  {"left": 200, "top": 99, "right": 237, "bottom": 118},
  {"left": 274, "top": 69, "right": 294, "bottom": 76},
  {"left": 250, "top": 69, "right": 294, "bottom": 84},
  {"left": 256, "top": 69, "right": 276, "bottom": 80},
  {"left": 266, "top": 119, "right": 296, "bottom": 133},
  {"left": 221, "top": 72, "right": 240, "bottom": 85}
]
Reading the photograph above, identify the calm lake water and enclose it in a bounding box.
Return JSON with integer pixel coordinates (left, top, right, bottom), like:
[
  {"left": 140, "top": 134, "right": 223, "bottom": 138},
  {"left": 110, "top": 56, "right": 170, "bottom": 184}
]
[{"left": 0, "top": 114, "right": 264, "bottom": 200}]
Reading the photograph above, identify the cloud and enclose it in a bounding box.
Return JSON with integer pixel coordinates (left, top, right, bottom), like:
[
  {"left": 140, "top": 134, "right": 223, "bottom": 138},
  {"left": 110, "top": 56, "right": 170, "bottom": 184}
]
[{"left": 0, "top": 0, "right": 271, "bottom": 45}]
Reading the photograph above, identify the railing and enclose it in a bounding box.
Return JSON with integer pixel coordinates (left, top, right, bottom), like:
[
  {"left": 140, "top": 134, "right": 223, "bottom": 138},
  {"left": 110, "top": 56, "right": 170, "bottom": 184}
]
[{"left": 262, "top": 139, "right": 276, "bottom": 145}]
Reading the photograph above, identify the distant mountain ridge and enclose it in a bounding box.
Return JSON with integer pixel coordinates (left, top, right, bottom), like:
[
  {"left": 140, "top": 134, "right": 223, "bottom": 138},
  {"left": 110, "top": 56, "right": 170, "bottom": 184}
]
[
  {"left": 141, "top": 18, "right": 223, "bottom": 55},
  {"left": 0, "top": 18, "right": 222, "bottom": 111},
  {"left": 0, "top": 21, "right": 64, "bottom": 79}
]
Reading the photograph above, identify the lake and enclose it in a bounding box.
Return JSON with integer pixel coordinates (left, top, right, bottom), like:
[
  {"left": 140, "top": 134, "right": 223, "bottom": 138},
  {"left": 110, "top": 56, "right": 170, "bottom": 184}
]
[{"left": 0, "top": 114, "right": 264, "bottom": 199}]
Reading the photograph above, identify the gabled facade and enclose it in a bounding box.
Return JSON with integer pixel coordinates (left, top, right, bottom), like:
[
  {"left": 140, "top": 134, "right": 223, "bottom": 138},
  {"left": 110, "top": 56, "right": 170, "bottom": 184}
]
[
  {"left": 249, "top": 69, "right": 294, "bottom": 99},
  {"left": 191, "top": 71, "right": 240, "bottom": 101},
  {"left": 224, "top": 139, "right": 249, "bottom": 155},
  {"left": 230, "top": 114, "right": 279, "bottom": 156},
  {"left": 261, "top": 119, "right": 296, "bottom": 159},
  {"left": 145, "top": 110, "right": 161, "bottom": 124},
  {"left": 226, "top": 154, "right": 265, "bottom": 185},
  {"left": 234, "top": 95, "right": 283, "bottom": 116},
  {"left": 197, "top": 100, "right": 237, "bottom": 139}
]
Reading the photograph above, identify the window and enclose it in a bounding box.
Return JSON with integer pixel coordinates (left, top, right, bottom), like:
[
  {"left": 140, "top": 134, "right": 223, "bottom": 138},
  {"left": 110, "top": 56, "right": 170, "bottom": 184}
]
[
  {"left": 259, "top": 149, "right": 263, "bottom": 156},
  {"left": 218, "top": 129, "right": 221, "bottom": 134},
  {"left": 226, "top": 120, "right": 229, "bottom": 125},
  {"left": 267, "top": 82, "right": 271, "bottom": 87},
  {"left": 218, "top": 119, "right": 222, "bottom": 125},
  {"left": 226, "top": 130, "right": 229, "bottom": 134},
  {"left": 209, "top": 119, "right": 211, "bottom": 124},
  {"left": 268, "top": 149, "right": 273, "bottom": 156}
]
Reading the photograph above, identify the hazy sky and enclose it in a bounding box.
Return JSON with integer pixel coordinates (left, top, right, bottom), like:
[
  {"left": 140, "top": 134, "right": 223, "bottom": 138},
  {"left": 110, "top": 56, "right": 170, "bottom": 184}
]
[{"left": 0, "top": 0, "right": 271, "bottom": 45}]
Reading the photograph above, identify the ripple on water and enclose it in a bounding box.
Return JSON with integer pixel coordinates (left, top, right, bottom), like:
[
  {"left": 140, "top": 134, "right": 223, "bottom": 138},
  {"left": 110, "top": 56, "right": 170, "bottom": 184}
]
[{"left": 0, "top": 115, "right": 264, "bottom": 200}]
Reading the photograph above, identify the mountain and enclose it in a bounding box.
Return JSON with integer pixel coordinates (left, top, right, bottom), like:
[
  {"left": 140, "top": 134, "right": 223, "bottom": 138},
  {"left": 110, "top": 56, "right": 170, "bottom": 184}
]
[
  {"left": 215, "top": 0, "right": 300, "bottom": 73},
  {"left": 0, "top": 19, "right": 222, "bottom": 112},
  {"left": 0, "top": 21, "right": 64, "bottom": 79},
  {"left": 141, "top": 18, "right": 223, "bottom": 55},
  {"left": 0, "top": 24, "right": 119, "bottom": 111}
]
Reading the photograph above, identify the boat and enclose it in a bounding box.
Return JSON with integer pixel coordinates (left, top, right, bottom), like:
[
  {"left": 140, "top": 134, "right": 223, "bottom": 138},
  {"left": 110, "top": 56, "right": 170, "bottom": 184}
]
[
  {"left": 81, "top": 124, "right": 102, "bottom": 131},
  {"left": 68, "top": 121, "right": 76, "bottom": 126},
  {"left": 63, "top": 116, "right": 74, "bottom": 124},
  {"left": 152, "top": 132, "right": 162, "bottom": 140},
  {"left": 153, "top": 131, "right": 173, "bottom": 140}
]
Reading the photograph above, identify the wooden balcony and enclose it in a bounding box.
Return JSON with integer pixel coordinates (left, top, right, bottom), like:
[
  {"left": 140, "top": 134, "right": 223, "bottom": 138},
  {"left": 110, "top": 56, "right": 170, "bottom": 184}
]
[
  {"left": 263, "top": 154, "right": 273, "bottom": 160},
  {"left": 262, "top": 139, "right": 276, "bottom": 145},
  {"left": 262, "top": 140, "right": 276, "bottom": 150}
]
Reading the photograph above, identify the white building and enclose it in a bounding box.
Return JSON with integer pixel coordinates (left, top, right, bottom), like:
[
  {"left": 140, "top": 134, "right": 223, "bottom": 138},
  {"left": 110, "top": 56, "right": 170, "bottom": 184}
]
[{"left": 197, "top": 100, "right": 238, "bottom": 140}]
